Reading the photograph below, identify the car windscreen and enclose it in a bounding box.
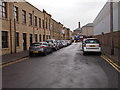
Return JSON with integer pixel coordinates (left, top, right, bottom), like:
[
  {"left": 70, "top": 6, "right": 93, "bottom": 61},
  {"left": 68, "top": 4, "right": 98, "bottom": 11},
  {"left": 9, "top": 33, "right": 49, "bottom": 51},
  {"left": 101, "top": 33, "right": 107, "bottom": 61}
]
[
  {"left": 32, "top": 43, "right": 42, "bottom": 46},
  {"left": 85, "top": 39, "right": 100, "bottom": 44},
  {"left": 46, "top": 40, "right": 53, "bottom": 43}
]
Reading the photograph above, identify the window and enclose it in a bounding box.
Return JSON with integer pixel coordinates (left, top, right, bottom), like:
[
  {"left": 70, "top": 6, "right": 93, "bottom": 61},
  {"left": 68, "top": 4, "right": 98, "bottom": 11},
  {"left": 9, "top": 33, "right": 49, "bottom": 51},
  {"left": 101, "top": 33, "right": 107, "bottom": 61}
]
[
  {"left": 39, "top": 34, "right": 41, "bottom": 42},
  {"left": 30, "top": 34, "right": 32, "bottom": 46},
  {"left": 85, "top": 39, "right": 100, "bottom": 44},
  {"left": 42, "top": 20, "right": 44, "bottom": 29},
  {"left": 29, "top": 13, "right": 32, "bottom": 26},
  {"left": 43, "top": 35, "right": 45, "bottom": 41},
  {"left": 49, "top": 19, "right": 50, "bottom": 30},
  {"left": 14, "top": 6, "right": 18, "bottom": 21},
  {"left": 34, "top": 16, "right": 37, "bottom": 26},
  {"left": 16, "top": 32, "right": 19, "bottom": 46},
  {"left": 0, "top": 2, "right": 7, "bottom": 18},
  {"left": 46, "top": 20, "right": 48, "bottom": 29},
  {"left": 46, "top": 35, "right": 48, "bottom": 39},
  {"left": 39, "top": 18, "right": 41, "bottom": 28},
  {"left": 2, "top": 31, "right": 8, "bottom": 48},
  {"left": 22, "top": 10, "right": 26, "bottom": 24},
  {"left": 35, "top": 34, "right": 37, "bottom": 42}
]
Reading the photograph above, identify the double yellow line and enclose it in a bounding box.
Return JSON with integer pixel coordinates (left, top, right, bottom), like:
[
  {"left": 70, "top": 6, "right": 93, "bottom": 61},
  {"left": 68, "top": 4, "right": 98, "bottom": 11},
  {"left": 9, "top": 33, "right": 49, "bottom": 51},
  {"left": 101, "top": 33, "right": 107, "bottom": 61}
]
[
  {"left": 0, "top": 57, "right": 29, "bottom": 68},
  {"left": 101, "top": 55, "right": 120, "bottom": 72}
]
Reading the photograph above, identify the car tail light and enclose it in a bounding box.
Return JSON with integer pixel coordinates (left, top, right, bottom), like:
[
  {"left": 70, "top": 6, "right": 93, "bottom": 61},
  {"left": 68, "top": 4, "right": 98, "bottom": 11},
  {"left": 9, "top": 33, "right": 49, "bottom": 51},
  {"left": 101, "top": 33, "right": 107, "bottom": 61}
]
[
  {"left": 99, "top": 44, "right": 101, "bottom": 47},
  {"left": 40, "top": 46, "right": 45, "bottom": 48},
  {"left": 84, "top": 44, "right": 86, "bottom": 47},
  {"left": 29, "top": 46, "right": 32, "bottom": 49}
]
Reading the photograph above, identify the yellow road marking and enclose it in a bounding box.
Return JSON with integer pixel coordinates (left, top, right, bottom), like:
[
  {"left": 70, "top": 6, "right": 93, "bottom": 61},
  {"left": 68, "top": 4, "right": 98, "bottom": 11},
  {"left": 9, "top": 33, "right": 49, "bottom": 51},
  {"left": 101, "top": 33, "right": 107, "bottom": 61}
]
[
  {"left": 0, "top": 57, "right": 29, "bottom": 68},
  {"left": 101, "top": 55, "right": 120, "bottom": 72},
  {"left": 102, "top": 55, "right": 120, "bottom": 69}
]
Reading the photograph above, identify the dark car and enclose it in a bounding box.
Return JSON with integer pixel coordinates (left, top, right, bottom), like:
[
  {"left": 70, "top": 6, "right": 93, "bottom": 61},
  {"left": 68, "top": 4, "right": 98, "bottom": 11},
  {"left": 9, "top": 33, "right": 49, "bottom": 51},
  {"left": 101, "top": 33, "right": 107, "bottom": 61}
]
[{"left": 29, "top": 42, "right": 53, "bottom": 57}]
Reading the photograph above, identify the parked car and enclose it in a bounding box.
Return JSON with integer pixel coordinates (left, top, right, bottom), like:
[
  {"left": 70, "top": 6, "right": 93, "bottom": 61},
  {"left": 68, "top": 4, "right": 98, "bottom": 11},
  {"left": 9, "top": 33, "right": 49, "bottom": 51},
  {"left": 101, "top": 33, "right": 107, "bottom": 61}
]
[
  {"left": 29, "top": 42, "right": 53, "bottom": 57},
  {"left": 56, "top": 40, "right": 63, "bottom": 49},
  {"left": 46, "top": 39, "right": 59, "bottom": 50},
  {"left": 65, "top": 40, "right": 71, "bottom": 46},
  {"left": 82, "top": 38, "right": 101, "bottom": 55},
  {"left": 61, "top": 40, "right": 68, "bottom": 47},
  {"left": 82, "top": 38, "right": 87, "bottom": 50}
]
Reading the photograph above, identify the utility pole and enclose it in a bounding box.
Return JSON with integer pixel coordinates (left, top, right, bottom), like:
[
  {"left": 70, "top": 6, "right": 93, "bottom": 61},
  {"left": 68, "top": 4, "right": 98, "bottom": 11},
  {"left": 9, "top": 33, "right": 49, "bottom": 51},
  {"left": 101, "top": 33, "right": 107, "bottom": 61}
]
[
  {"left": 43, "top": 9, "right": 46, "bottom": 41},
  {"left": 110, "top": 1, "right": 114, "bottom": 55},
  {"left": 13, "top": 2, "right": 17, "bottom": 53},
  {"left": 32, "top": 10, "right": 35, "bottom": 43},
  {"left": 9, "top": 19, "right": 12, "bottom": 54}
]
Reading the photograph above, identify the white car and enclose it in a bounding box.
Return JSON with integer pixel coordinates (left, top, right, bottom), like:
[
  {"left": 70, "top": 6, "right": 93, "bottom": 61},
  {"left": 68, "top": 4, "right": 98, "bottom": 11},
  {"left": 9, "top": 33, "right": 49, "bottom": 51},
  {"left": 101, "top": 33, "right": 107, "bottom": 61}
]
[{"left": 82, "top": 38, "right": 101, "bottom": 55}]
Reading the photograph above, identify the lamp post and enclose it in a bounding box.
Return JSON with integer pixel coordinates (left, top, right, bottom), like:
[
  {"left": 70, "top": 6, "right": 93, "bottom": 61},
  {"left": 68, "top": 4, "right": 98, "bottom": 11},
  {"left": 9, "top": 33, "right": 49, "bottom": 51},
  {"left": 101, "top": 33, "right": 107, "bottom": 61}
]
[
  {"left": 13, "top": 2, "right": 17, "bottom": 53},
  {"left": 110, "top": 1, "right": 114, "bottom": 55},
  {"left": 32, "top": 10, "right": 35, "bottom": 43}
]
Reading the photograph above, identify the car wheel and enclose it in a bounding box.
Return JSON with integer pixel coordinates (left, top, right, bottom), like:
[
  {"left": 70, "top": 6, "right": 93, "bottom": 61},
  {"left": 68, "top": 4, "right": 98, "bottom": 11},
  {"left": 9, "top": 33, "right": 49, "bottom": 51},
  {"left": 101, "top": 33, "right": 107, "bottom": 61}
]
[
  {"left": 43, "top": 52, "right": 47, "bottom": 56},
  {"left": 29, "top": 53, "right": 33, "bottom": 57},
  {"left": 83, "top": 52, "right": 86, "bottom": 55},
  {"left": 55, "top": 47, "right": 57, "bottom": 51},
  {"left": 51, "top": 49, "right": 53, "bottom": 53},
  {"left": 98, "top": 52, "right": 101, "bottom": 55}
]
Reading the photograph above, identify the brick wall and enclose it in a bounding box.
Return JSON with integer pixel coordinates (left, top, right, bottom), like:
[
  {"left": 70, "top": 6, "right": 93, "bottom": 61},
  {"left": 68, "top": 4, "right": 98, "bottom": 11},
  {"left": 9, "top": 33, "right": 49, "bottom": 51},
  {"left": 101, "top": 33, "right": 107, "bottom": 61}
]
[{"left": 94, "top": 31, "right": 120, "bottom": 64}]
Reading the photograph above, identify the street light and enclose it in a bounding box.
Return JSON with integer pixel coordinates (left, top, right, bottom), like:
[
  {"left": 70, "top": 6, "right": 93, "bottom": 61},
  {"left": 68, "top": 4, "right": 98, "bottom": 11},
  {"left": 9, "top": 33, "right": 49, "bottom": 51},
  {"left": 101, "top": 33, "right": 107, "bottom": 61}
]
[
  {"left": 32, "top": 10, "right": 35, "bottom": 43},
  {"left": 110, "top": 1, "right": 114, "bottom": 55},
  {"left": 13, "top": 2, "right": 17, "bottom": 53}
]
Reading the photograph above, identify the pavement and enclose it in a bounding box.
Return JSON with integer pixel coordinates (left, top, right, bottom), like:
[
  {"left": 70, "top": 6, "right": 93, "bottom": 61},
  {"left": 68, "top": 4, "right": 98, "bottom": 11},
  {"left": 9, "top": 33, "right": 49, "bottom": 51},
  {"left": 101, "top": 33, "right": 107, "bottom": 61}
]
[{"left": 1, "top": 50, "right": 29, "bottom": 65}]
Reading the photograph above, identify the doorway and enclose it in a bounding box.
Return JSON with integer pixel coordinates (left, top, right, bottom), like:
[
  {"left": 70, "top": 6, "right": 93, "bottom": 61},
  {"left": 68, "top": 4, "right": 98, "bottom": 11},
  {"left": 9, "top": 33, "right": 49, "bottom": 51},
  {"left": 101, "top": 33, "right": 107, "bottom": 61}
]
[{"left": 23, "top": 33, "right": 27, "bottom": 51}]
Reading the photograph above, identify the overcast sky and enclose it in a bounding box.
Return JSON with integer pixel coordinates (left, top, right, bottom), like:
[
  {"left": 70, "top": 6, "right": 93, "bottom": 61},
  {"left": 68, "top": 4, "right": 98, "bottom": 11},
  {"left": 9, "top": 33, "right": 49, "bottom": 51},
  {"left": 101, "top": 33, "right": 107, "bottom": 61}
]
[{"left": 26, "top": 0, "right": 107, "bottom": 30}]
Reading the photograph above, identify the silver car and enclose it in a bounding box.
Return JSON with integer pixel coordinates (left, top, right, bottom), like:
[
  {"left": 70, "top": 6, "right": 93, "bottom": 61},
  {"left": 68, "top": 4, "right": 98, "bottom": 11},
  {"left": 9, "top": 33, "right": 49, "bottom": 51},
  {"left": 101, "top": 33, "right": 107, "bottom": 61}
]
[
  {"left": 29, "top": 42, "right": 53, "bottom": 57},
  {"left": 82, "top": 38, "right": 101, "bottom": 55}
]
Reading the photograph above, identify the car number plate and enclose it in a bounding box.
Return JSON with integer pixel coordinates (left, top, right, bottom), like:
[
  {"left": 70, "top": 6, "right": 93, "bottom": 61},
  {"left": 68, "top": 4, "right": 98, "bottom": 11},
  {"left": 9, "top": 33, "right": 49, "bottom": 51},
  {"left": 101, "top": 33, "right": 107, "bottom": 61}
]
[
  {"left": 33, "top": 51, "right": 39, "bottom": 53},
  {"left": 89, "top": 45, "right": 96, "bottom": 47}
]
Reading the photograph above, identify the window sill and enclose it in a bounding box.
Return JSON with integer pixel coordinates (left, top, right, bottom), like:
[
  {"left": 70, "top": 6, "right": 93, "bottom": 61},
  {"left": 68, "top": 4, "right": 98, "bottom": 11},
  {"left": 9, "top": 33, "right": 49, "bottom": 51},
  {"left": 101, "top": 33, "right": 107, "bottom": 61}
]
[
  {"left": 29, "top": 25, "right": 33, "bottom": 27},
  {"left": 17, "top": 46, "right": 20, "bottom": 48},
  {"left": 2, "top": 48, "right": 9, "bottom": 50},
  {"left": 14, "top": 21, "right": 19, "bottom": 24},
  {"left": 22, "top": 23, "right": 27, "bottom": 25},
  {"left": 2, "top": 18, "right": 8, "bottom": 21}
]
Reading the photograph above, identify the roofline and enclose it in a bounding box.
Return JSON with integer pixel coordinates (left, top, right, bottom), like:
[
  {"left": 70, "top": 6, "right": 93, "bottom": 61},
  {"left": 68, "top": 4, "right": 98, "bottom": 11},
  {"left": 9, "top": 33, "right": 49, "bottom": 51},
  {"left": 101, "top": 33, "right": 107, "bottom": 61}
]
[
  {"left": 93, "top": 1, "right": 108, "bottom": 23},
  {"left": 26, "top": 1, "right": 43, "bottom": 14}
]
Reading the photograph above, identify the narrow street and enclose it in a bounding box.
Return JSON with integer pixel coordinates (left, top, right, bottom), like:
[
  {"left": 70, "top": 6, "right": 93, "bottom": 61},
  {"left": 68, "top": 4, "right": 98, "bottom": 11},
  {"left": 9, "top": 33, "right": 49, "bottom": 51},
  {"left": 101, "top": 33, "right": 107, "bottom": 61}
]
[{"left": 2, "top": 43, "right": 119, "bottom": 88}]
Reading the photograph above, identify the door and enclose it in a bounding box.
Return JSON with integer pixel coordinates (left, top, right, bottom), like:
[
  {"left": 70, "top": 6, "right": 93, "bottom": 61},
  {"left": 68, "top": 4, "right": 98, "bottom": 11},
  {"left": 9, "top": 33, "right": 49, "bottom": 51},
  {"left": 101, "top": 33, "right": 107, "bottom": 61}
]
[
  {"left": 30, "top": 34, "right": 32, "bottom": 46},
  {"left": 23, "top": 33, "right": 27, "bottom": 50}
]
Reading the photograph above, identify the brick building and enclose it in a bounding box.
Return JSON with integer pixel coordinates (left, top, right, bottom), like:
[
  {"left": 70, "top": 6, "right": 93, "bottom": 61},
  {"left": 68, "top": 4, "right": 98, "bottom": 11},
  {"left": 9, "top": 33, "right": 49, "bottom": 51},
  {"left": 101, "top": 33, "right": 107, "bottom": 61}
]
[
  {"left": 81, "top": 23, "right": 93, "bottom": 37},
  {"left": 0, "top": 1, "right": 72, "bottom": 55}
]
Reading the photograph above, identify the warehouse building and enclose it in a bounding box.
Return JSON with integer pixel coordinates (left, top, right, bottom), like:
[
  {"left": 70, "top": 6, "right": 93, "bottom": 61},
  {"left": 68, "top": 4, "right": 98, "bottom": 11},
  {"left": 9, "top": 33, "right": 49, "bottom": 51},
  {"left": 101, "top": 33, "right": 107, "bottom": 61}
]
[
  {"left": 0, "top": 1, "right": 72, "bottom": 55},
  {"left": 93, "top": 1, "right": 120, "bottom": 63}
]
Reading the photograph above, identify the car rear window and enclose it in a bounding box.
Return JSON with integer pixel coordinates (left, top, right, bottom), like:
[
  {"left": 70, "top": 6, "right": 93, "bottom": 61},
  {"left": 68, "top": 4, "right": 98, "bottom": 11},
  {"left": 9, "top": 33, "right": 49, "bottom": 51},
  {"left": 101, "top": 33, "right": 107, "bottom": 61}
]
[
  {"left": 32, "top": 43, "right": 42, "bottom": 46},
  {"left": 85, "top": 39, "right": 100, "bottom": 44},
  {"left": 46, "top": 40, "right": 53, "bottom": 43}
]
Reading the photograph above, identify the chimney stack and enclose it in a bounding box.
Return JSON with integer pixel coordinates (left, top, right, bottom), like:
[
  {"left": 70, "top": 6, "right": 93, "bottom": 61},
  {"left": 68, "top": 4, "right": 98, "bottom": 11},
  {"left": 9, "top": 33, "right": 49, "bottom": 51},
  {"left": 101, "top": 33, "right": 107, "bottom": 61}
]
[{"left": 78, "top": 22, "right": 80, "bottom": 28}]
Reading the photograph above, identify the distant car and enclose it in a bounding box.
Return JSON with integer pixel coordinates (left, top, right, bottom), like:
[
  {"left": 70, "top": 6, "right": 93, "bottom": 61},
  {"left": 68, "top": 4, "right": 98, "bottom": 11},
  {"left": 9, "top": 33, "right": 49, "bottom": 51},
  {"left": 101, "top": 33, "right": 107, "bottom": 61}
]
[
  {"left": 82, "top": 38, "right": 101, "bottom": 55},
  {"left": 46, "top": 39, "right": 59, "bottom": 50},
  {"left": 56, "top": 40, "right": 63, "bottom": 49},
  {"left": 61, "top": 40, "right": 67, "bottom": 47},
  {"left": 29, "top": 42, "right": 53, "bottom": 57},
  {"left": 66, "top": 40, "right": 71, "bottom": 45}
]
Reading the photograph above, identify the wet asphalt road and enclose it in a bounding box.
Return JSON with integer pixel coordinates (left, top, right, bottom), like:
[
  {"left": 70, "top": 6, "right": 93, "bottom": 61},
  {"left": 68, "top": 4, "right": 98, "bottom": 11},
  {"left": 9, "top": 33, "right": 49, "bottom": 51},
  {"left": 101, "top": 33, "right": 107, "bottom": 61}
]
[{"left": 2, "top": 43, "right": 119, "bottom": 88}]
